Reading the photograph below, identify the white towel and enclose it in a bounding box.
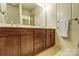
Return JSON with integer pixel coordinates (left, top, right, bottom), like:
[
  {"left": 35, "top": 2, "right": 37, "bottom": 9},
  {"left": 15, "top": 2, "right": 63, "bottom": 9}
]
[{"left": 59, "top": 18, "right": 68, "bottom": 38}]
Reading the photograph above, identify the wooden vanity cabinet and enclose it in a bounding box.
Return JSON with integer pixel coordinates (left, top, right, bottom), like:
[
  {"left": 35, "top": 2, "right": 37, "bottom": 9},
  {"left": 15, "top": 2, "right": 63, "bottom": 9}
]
[
  {"left": 0, "top": 28, "right": 20, "bottom": 56},
  {"left": 33, "top": 29, "right": 46, "bottom": 54},
  {"left": 46, "top": 29, "right": 55, "bottom": 48},
  {"left": 0, "top": 27, "right": 55, "bottom": 56},
  {"left": 0, "top": 28, "right": 33, "bottom": 56}
]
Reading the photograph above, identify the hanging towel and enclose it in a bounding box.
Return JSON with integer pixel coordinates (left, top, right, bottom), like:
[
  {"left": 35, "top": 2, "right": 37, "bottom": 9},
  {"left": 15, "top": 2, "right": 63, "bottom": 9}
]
[{"left": 59, "top": 18, "right": 69, "bottom": 38}]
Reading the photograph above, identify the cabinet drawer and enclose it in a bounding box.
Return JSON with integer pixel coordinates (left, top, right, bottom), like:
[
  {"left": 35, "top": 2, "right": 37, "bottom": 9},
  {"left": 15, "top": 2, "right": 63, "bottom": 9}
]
[
  {"left": 34, "top": 33, "right": 45, "bottom": 44},
  {"left": 47, "top": 29, "right": 55, "bottom": 33},
  {"left": 34, "top": 42, "right": 45, "bottom": 54},
  {"left": 34, "top": 29, "right": 45, "bottom": 34},
  {"left": 34, "top": 29, "right": 45, "bottom": 44},
  {"left": 15, "top": 28, "right": 33, "bottom": 35}
]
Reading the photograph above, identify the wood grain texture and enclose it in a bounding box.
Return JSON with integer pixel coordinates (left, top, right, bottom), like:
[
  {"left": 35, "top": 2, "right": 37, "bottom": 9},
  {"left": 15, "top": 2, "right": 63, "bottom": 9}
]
[
  {"left": 34, "top": 42, "right": 45, "bottom": 54},
  {"left": 21, "top": 34, "right": 33, "bottom": 56},
  {"left": 0, "top": 36, "right": 20, "bottom": 56},
  {"left": 46, "top": 29, "right": 55, "bottom": 48},
  {"left": 33, "top": 29, "right": 45, "bottom": 54},
  {"left": 0, "top": 27, "right": 55, "bottom": 56}
]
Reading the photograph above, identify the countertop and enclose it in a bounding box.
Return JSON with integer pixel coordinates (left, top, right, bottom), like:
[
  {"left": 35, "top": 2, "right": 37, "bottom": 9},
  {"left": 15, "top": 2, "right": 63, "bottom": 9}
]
[{"left": 0, "top": 23, "right": 55, "bottom": 29}]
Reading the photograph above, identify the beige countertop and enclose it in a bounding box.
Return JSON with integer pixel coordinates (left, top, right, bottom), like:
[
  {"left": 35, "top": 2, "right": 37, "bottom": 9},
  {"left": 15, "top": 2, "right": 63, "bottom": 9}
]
[{"left": 0, "top": 23, "right": 55, "bottom": 29}]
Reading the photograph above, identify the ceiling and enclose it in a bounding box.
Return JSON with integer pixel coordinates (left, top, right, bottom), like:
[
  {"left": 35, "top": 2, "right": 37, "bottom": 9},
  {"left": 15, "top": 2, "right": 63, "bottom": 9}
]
[
  {"left": 8, "top": 3, "right": 41, "bottom": 11},
  {"left": 22, "top": 3, "right": 39, "bottom": 11},
  {"left": 8, "top": 3, "right": 19, "bottom": 7}
]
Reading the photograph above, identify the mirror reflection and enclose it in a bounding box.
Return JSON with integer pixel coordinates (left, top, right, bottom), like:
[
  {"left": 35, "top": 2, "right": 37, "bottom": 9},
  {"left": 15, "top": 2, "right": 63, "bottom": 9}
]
[
  {"left": 4, "top": 3, "right": 46, "bottom": 27},
  {"left": 6, "top": 3, "right": 20, "bottom": 24},
  {"left": 22, "top": 3, "right": 46, "bottom": 26},
  {"left": 0, "top": 3, "right": 53, "bottom": 27}
]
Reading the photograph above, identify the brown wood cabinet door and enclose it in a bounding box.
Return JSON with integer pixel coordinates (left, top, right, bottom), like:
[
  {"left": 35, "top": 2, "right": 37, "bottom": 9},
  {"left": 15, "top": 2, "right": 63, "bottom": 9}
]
[
  {"left": 0, "top": 37, "right": 5, "bottom": 56},
  {"left": 34, "top": 33, "right": 45, "bottom": 44},
  {"left": 34, "top": 29, "right": 45, "bottom": 44},
  {"left": 0, "top": 36, "right": 20, "bottom": 56},
  {"left": 33, "top": 29, "right": 45, "bottom": 54},
  {"left": 50, "top": 31, "right": 55, "bottom": 46},
  {"left": 34, "top": 42, "right": 45, "bottom": 54},
  {"left": 21, "top": 34, "right": 33, "bottom": 56},
  {"left": 46, "top": 30, "right": 55, "bottom": 48}
]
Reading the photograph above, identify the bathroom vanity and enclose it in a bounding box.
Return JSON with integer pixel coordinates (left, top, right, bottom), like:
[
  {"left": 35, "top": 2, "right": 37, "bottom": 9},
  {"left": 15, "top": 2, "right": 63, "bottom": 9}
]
[
  {"left": 0, "top": 3, "right": 56, "bottom": 56},
  {"left": 0, "top": 27, "right": 55, "bottom": 56}
]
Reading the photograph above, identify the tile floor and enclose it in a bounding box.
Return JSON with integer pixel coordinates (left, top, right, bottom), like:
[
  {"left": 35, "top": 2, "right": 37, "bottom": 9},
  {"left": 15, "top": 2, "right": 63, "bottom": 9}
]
[
  {"left": 55, "top": 49, "right": 77, "bottom": 56},
  {"left": 36, "top": 46, "right": 61, "bottom": 56},
  {"left": 36, "top": 45, "right": 77, "bottom": 56}
]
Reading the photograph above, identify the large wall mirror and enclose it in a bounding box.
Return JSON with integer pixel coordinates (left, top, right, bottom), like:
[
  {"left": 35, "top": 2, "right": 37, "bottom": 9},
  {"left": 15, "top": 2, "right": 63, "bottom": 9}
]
[
  {"left": 6, "top": 3, "right": 20, "bottom": 24},
  {"left": 0, "top": 3, "right": 56, "bottom": 28},
  {"left": 4, "top": 3, "right": 46, "bottom": 27},
  {"left": 21, "top": 3, "right": 46, "bottom": 27}
]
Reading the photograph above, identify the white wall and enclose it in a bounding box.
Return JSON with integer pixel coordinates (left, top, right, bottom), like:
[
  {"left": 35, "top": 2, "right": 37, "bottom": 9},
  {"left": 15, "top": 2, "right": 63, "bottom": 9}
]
[
  {"left": 47, "top": 4, "right": 57, "bottom": 28},
  {"left": 72, "top": 4, "right": 79, "bottom": 55}
]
